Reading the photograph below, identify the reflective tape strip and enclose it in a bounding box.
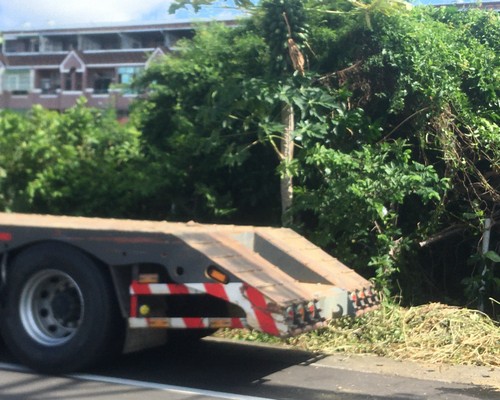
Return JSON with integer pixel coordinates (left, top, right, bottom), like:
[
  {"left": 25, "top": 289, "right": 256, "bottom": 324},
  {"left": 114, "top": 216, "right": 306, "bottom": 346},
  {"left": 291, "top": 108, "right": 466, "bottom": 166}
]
[
  {"left": 130, "top": 282, "right": 207, "bottom": 295},
  {"left": 168, "top": 284, "right": 190, "bottom": 295},
  {"left": 204, "top": 282, "right": 230, "bottom": 301},
  {"left": 130, "top": 281, "right": 152, "bottom": 295},
  {"left": 183, "top": 317, "right": 204, "bottom": 329},
  {"left": 129, "top": 317, "right": 149, "bottom": 328},
  {"left": 202, "top": 284, "right": 245, "bottom": 329},
  {"left": 129, "top": 281, "right": 286, "bottom": 335},
  {"left": 130, "top": 294, "right": 138, "bottom": 318},
  {"left": 244, "top": 284, "right": 280, "bottom": 336},
  {"left": 128, "top": 317, "right": 248, "bottom": 329},
  {"left": 131, "top": 282, "right": 244, "bottom": 296}
]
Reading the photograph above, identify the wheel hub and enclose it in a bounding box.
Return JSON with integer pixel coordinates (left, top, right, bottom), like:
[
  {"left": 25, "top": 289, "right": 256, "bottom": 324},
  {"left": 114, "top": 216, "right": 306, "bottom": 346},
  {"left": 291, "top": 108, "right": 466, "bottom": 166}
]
[
  {"left": 51, "top": 287, "right": 82, "bottom": 326},
  {"left": 19, "top": 270, "right": 84, "bottom": 346}
]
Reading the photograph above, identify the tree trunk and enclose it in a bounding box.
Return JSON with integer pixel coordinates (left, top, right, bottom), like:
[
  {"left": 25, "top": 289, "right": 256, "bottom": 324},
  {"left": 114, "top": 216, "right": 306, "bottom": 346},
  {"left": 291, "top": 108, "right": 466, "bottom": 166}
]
[{"left": 280, "top": 102, "right": 294, "bottom": 227}]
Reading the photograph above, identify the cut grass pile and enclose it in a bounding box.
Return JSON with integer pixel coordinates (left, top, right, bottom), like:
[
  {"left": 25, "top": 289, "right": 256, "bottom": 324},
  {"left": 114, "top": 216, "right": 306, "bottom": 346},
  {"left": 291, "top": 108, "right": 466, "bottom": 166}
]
[{"left": 217, "top": 302, "right": 500, "bottom": 367}]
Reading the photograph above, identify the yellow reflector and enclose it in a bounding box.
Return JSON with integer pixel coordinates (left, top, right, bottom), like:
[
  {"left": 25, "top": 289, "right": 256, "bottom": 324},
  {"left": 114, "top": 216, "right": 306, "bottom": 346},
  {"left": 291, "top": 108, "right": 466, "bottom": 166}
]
[
  {"left": 206, "top": 265, "right": 229, "bottom": 284},
  {"left": 139, "top": 304, "right": 150, "bottom": 316}
]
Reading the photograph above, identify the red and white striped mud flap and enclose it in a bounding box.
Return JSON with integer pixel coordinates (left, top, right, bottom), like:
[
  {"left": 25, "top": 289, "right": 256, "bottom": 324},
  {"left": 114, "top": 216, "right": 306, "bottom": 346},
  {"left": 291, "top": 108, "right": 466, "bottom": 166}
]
[{"left": 128, "top": 281, "right": 289, "bottom": 336}]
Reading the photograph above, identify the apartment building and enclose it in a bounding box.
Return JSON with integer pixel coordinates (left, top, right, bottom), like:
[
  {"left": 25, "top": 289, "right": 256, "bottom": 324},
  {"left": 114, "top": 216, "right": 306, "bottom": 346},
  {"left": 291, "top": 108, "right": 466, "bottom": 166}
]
[
  {"left": 0, "top": 21, "right": 206, "bottom": 114},
  {"left": 435, "top": 0, "right": 500, "bottom": 9}
]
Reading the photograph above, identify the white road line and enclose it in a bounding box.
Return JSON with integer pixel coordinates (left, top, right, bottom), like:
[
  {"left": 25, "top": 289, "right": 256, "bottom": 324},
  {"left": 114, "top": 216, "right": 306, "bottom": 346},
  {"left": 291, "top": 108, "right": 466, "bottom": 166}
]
[
  {"left": 0, "top": 362, "right": 29, "bottom": 373},
  {"left": 0, "top": 362, "right": 274, "bottom": 400},
  {"left": 71, "top": 373, "right": 274, "bottom": 400}
]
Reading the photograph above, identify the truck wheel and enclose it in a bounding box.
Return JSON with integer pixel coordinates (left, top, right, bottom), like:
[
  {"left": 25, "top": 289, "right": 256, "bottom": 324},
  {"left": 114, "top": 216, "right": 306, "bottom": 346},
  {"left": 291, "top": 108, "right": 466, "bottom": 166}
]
[{"left": 0, "top": 243, "right": 124, "bottom": 373}]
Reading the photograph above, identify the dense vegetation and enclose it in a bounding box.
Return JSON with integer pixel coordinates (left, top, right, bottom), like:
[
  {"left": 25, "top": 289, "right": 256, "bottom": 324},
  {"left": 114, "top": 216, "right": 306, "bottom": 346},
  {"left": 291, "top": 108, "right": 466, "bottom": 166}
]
[{"left": 0, "top": 1, "right": 498, "bottom": 314}]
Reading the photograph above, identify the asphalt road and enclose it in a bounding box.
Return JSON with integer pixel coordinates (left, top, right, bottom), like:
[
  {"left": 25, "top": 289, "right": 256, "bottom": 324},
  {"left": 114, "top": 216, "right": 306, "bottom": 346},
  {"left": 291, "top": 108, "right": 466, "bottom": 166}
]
[{"left": 0, "top": 338, "right": 498, "bottom": 400}]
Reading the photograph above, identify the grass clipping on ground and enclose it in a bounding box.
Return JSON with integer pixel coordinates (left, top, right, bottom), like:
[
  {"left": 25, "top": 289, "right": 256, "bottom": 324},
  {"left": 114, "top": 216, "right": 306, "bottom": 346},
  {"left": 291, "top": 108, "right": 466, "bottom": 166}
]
[{"left": 218, "top": 303, "right": 500, "bottom": 367}]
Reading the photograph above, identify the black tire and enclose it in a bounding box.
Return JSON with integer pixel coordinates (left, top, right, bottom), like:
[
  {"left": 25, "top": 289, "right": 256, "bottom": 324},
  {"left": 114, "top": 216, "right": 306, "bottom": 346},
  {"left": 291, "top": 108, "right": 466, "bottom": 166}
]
[{"left": 0, "top": 242, "right": 124, "bottom": 373}]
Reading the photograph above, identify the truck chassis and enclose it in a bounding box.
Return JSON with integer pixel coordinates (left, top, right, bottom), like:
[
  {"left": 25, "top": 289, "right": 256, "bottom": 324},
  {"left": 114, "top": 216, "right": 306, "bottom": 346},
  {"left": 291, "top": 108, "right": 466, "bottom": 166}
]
[{"left": 0, "top": 213, "right": 378, "bottom": 372}]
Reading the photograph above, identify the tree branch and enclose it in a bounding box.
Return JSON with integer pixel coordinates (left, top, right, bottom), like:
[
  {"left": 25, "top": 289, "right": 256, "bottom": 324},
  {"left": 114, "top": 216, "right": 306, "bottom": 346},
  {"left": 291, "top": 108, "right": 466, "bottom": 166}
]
[{"left": 419, "top": 225, "right": 468, "bottom": 248}]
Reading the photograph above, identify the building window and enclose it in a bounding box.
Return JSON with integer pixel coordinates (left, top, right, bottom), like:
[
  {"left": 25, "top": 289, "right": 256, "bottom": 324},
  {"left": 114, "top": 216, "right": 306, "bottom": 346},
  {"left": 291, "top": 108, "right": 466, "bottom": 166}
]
[
  {"left": 91, "top": 69, "right": 114, "bottom": 94},
  {"left": 3, "top": 70, "right": 31, "bottom": 94},
  {"left": 118, "top": 66, "right": 142, "bottom": 93},
  {"left": 4, "top": 41, "right": 20, "bottom": 53},
  {"left": 64, "top": 68, "right": 82, "bottom": 91},
  {"left": 4, "top": 38, "right": 39, "bottom": 53},
  {"left": 44, "top": 35, "right": 78, "bottom": 52},
  {"left": 29, "top": 38, "right": 40, "bottom": 52},
  {"left": 37, "top": 70, "right": 60, "bottom": 94}
]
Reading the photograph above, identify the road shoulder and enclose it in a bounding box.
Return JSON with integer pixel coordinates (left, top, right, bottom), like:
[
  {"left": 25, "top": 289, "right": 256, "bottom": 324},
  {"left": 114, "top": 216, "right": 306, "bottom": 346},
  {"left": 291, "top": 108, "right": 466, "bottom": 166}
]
[{"left": 313, "top": 353, "right": 500, "bottom": 391}]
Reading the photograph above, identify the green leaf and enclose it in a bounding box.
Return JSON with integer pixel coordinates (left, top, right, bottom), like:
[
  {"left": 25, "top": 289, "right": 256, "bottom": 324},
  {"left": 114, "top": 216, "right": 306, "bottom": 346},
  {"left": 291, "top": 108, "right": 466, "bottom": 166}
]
[{"left": 484, "top": 251, "right": 500, "bottom": 263}]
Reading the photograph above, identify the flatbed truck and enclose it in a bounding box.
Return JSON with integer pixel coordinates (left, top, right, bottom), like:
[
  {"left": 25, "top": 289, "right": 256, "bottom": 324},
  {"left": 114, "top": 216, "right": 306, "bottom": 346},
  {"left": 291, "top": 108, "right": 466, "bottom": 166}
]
[{"left": 0, "top": 212, "right": 378, "bottom": 373}]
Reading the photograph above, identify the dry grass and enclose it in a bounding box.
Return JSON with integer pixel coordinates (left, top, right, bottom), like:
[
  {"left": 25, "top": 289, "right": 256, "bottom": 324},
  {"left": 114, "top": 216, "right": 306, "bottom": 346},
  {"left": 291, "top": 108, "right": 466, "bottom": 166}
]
[
  {"left": 218, "top": 302, "right": 500, "bottom": 367},
  {"left": 290, "top": 303, "right": 500, "bottom": 367}
]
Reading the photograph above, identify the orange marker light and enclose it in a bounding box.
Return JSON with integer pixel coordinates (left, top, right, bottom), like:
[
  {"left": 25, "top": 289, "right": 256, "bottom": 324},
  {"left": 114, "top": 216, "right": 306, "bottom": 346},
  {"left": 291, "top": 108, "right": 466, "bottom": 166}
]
[{"left": 206, "top": 265, "right": 229, "bottom": 284}]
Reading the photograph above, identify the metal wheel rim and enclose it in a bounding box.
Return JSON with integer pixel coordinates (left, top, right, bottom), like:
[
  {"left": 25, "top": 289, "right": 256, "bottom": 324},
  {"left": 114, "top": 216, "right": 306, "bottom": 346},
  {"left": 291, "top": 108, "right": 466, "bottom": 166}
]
[{"left": 19, "top": 269, "right": 84, "bottom": 346}]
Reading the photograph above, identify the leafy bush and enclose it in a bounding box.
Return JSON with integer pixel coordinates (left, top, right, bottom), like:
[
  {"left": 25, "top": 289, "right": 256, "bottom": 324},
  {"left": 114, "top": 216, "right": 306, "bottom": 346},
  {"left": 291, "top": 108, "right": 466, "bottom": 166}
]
[{"left": 0, "top": 101, "right": 147, "bottom": 217}]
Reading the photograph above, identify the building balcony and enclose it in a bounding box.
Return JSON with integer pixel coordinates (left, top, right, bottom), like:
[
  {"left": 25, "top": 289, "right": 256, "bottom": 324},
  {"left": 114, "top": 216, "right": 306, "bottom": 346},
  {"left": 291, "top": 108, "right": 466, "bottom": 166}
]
[{"left": 0, "top": 88, "right": 136, "bottom": 112}]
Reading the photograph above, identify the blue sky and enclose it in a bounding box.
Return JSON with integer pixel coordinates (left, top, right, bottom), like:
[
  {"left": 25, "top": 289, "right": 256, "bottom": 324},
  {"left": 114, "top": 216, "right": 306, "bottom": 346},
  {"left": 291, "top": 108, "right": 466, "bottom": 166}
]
[
  {"left": 0, "top": 0, "right": 244, "bottom": 31},
  {"left": 0, "top": 0, "right": 489, "bottom": 31}
]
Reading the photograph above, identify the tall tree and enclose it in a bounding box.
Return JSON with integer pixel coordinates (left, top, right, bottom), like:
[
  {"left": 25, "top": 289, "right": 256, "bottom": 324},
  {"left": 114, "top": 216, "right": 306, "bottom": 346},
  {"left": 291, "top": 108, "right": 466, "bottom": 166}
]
[{"left": 260, "top": 0, "right": 309, "bottom": 226}]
